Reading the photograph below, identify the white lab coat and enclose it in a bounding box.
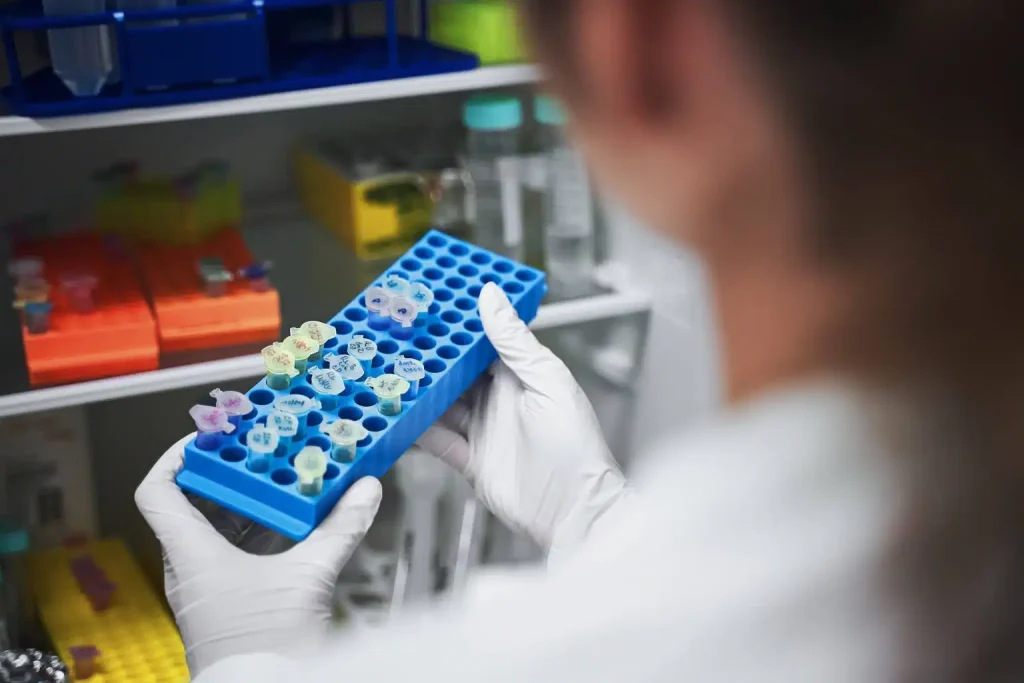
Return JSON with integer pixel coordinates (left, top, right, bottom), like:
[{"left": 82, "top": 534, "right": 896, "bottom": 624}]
[{"left": 197, "top": 382, "right": 906, "bottom": 682}]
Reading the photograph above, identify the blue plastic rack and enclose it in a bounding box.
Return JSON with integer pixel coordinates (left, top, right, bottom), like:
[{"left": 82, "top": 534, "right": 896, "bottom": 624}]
[
  {"left": 177, "top": 230, "right": 547, "bottom": 540},
  {"left": 0, "top": 0, "right": 478, "bottom": 117}
]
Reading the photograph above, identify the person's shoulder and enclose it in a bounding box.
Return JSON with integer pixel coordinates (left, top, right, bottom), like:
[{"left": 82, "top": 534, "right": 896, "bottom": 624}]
[{"left": 632, "top": 379, "right": 903, "bottom": 530}]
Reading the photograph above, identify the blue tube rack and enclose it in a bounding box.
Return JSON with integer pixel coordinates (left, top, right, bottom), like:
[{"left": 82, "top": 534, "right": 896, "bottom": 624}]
[
  {"left": 0, "top": 0, "right": 478, "bottom": 117},
  {"left": 176, "top": 230, "right": 547, "bottom": 540}
]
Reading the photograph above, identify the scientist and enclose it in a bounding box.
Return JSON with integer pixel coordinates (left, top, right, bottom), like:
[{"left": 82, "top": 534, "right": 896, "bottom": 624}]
[{"left": 136, "top": 1, "right": 1022, "bottom": 681}]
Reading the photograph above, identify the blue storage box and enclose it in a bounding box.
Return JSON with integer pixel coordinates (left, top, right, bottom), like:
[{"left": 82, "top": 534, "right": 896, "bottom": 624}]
[
  {"left": 0, "top": 0, "right": 478, "bottom": 117},
  {"left": 176, "top": 230, "right": 547, "bottom": 540},
  {"left": 120, "top": 11, "right": 270, "bottom": 92}
]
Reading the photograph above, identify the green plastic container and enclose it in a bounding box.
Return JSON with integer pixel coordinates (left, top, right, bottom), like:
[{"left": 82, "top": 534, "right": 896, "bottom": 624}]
[{"left": 430, "top": 1, "right": 526, "bottom": 65}]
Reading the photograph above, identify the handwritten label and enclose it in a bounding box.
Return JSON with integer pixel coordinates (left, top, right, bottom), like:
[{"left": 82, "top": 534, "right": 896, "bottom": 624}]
[
  {"left": 189, "top": 405, "right": 235, "bottom": 433},
  {"left": 262, "top": 345, "right": 296, "bottom": 373},
  {"left": 383, "top": 275, "right": 410, "bottom": 297},
  {"left": 248, "top": 426, "right": 280, "bottom": 452},
  {"left": 309, "top": 368, "right": 345, "bottom": 395},
  {"left": 365, "top": 288, "right": 390, "bottom": 313},
  {"left": 273, "top": 395, "right": 320, "bottom": 415},
  {"left": 323, "top": 419, "right": 368, "bottom": 445},
  {"left": 278, "top": 334, "right": 316, "bottom": 358},
  {"left": 294, "top": 447, "right": 328, "bottom": 477},
  {"left": 294, "top": 321, "right": 336, "bottom": 345},
  {"left": 348, "top": 336, "right": 377, "bottom": 359},
  {"left": 366, "top": 374, "right": 410, "bottom": 398},
  {"left": 210, "top": 389, "right": 251, "bottom": 415},
  {"left": 268, "top": 410, "right": 300, "bottom": 437},
  {"left": 389, "top": 296, "right": 416, "bottom": 324},
  {"left": 409, "top": 283, "right": 434, "bottom": 310},
  {"left": 394, "top": 357, "right": 425, "bottom": 380},
  {"left": 324, "top": 353, "right": 364, "bottom": 380}
]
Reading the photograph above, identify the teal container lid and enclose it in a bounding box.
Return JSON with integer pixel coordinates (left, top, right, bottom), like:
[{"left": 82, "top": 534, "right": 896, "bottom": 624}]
[
  {"left": 0, "top": 518, "right": 29, "bottom": 555},
  {"left": 463, "top": 95, "right": 523, "bottom": 131},
  {"left": 534, "top": 95, "right": 568, "bottom": 126}
]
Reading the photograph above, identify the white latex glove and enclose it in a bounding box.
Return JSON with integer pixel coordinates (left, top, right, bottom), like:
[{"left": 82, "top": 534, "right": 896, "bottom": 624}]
[
  {"left": 135, "top": 434, "right": 382, "bottom": 677},
  {"left": 417, "top": 282, "right": 627, "bottom": 554}
]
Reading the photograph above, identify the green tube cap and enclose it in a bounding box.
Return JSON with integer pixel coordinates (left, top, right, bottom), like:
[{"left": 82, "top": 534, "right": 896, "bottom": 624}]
[
  {"left": 0, "top": 518, "right": 29, "bottom": 556},
  {"left": 463, "top": 95, "right": 523, "bottom": 131},
  {"left": 534, "top": 95, "right": 568, "bottom": 126}
]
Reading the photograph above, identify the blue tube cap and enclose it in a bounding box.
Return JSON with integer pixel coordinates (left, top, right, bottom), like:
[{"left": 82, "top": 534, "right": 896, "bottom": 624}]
[
  {"left": 463, "top": 95, "right": 523, "bottom": 131},
  {"left": 534, "top": 95, "right": 568, "bottom": 126},
  {"left": 0, "top": 518, "right": 29, "bottom": 556}
]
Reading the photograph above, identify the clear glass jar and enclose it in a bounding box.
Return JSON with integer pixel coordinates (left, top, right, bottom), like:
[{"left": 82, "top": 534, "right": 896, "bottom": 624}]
[
  {"left": 462, "top": 95, "right": 524, "bottom": 261},
  {"left": 535, "top": 95, "right": 596, "bottom": 298}
]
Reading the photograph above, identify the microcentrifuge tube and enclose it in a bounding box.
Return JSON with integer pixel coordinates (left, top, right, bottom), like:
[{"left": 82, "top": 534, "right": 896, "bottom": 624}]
[
  {"left": 365, "top": 374, "right": 411, "bottom": 416},
  {"left": 388, "top": 296, "right": 418, "bottom": 341},
  {"left": 276, "top": 334, "right": 316, "bottom": 373},
  {"left": 273, "top": 394, "right": 321, "bottom": 440},
  {"left": 61, "top": 273, "right": 99, "bottom": 314},
  {"left": 246, "top": 425, "right": 279, "bottom": 473},
  {"left": 323, "top": 419, "right": 368, "bottom": 463},
  {"left": 307, "top": 367, "right": 346, "bottom": 411},
  {"left": 20, "top": 301, "right": 53, "bottom": 335},
  {"left": 8, "top": 257, "right": 44, "bottom": 284},
  {"left": 14, "top": 277, "right": 50, "bottom": 305},
  {"left": 68, "top": 645, "right": 101, "bottom": 681},
  {"left": 347, "top": 335, "right": 378, "bottom": 376},
  {"left": 292, "top": 321, "right": 337, "bottom": 362},
  {"left": 210, "top": 388, "right": 253, "bottom": 427},
  {"left": 262, "top": 345, "right": 300, "bottom": 390},
  {"left": 238, "top": 261, "right": 273, "bottom": 292},
  {"left": 408, "top": 283, "right": 434, "bottom": 313},
  {"left": 365, "top": 287, "right": 392, "bottom": 331},
  {"left": 268, "top": 410, "right": 300, "bottom": 457},
  {"left": 382, "top": 274, "right": 411, "bottom": 299},
  {"left": 197, "top": 257, "right": 234, "bottom": 298},
  {"left": 394, "top": 356, "right": 426, "bottom": 399},
  {"left": 324, "top": 353, "right": 365, "bottom": 394},
  {"left": 294, "top": 446, "right": 329, "bottom": 497},
  {"left": 189, "top": 405, "right": 236, "bottom": 451}
]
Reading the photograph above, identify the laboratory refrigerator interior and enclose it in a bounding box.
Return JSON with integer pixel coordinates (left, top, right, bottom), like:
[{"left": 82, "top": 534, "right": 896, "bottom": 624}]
[{"left": 0, "top": 85, "right": 722, "bottom": 640}]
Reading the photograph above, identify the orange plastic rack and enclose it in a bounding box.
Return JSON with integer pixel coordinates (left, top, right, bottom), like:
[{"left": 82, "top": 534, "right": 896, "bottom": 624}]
[
  {"left": 14, "top": 234, "right": 159, "bottom": 386},
  {"left": 137, "top": 228, "right": 281, "bottom": 353}
]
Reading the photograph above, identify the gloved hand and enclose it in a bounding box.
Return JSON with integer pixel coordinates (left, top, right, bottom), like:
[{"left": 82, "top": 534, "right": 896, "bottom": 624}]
[
  {"left": 134, "top": 435, "right": 381, "bottom": 677},
  {"left": 417, "top": 283, "right": 627, "bottom": 553}
]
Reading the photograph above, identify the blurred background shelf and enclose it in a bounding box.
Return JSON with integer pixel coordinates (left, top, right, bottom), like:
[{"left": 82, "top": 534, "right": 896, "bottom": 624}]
[
  {"left": 0, "top": 7, "right": 721, "bottom": 647},
  {"left": 0, "top": 205, "right": 651, "bottom": 418},
  {"left": 0, "top": 65, "right": 540, "bottom": 138}
]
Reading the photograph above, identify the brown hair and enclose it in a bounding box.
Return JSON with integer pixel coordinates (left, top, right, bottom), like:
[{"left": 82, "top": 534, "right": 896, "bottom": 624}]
[{"left": 522, "top": 1, "right": 1024, "bottom": 681}]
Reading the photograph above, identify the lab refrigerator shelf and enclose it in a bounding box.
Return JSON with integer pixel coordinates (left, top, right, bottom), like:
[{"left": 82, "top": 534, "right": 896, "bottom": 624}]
[
  {"left": 1, "top": 0, "right": 480, "bottom": 118},
  {"left": 0, "top": 211, "right": 651, "bottom": 418},
  {"left": 0, "top": 65, "right": 540, "bottom": 138}
]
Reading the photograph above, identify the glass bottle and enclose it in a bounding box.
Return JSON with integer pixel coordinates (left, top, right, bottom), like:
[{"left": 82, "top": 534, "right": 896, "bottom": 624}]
[
  {"left": 535, "top": 95, "right": 596, "bottom": 298},
  {"left": 462, "top": 95, "right": 524, "bottom": 261}
]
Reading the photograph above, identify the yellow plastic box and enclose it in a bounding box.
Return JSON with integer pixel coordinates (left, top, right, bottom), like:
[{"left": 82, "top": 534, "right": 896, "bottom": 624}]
[
  {"left": 27, "top": 539, "right": 189, "bottom": 682},
  {"left": 294, "top": 143, "right": 436, "bottom": 261},
  {"left": 95, "top": 168, "right": 241, "bottom": 246}
]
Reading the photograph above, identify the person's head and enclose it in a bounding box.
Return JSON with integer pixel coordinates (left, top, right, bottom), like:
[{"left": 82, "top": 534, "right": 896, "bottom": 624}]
[
  {"left": 523, "top": 0, "right": 1020, "bottom": 398},
  {"left": 522, "top": 0, "right": 1022, "bottom": 679}
]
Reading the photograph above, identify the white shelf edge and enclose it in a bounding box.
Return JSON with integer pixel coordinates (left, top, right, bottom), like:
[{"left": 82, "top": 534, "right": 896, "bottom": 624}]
[
  {"left": 0, "top": 287, "right": 652, "bottom": 418},
  {"left": 0, "top": 65, "right": 541, "bottom": 138},
  {"left": 530, "top": 289, "right": 651, "bottom": 330}
]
